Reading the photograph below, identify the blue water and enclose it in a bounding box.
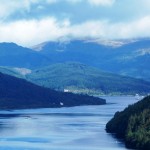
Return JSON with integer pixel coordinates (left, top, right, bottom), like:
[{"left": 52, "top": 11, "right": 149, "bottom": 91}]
[{"left": 0, "top": 96, "right": 137, "bottom": 150}]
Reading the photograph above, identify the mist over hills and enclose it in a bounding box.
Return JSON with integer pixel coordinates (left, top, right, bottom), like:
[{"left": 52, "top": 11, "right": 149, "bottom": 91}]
[
  {"left": 32, "top": 38, "right": 150, "bottom": 81},
  {"left": 0, "top": 38, "right": 150, "bottom": 95},
  {"left": 0, "top": 38, "right": 149, "bottom": 82}
]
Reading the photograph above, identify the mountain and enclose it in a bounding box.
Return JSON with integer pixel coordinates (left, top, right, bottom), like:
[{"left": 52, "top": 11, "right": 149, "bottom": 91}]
[
  {"left": 1, "top": 39, "right": 150, "bottom": 82},
  {"left": 0, "top": 72, "right": 106, "bottom": 109},
  {"left": 26, "top": 62, "right": 150, "bottom": 95},
  {"left": 0, "top": 42, "right": 49, "bottom": 69},
  {"left": 32, "top": 38, "right": 150, "bottom": 81},
  {"left": 106, "top": 96, "right": 150, "bottom": 150}
]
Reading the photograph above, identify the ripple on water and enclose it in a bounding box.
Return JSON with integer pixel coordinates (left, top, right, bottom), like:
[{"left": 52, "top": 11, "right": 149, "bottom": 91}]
[{"left": 0, "top": 96, "right": 136, "bottom": 150}]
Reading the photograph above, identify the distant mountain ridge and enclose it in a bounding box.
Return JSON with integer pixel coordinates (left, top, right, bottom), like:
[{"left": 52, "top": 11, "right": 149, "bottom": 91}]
[
  {"left": 0, "top": 42, "right": 49, "bottom": 69},
  {"left": 0, "top": 38, "right": 150, "bottom": 81},
  {"left": 32, "top": 38, "right": 150, "bottom": 81}
]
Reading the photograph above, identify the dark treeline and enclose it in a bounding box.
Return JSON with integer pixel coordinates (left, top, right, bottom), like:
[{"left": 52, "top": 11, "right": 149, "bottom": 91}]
[
  {"left": 106, "top": 96, "right": 150, "bottom": 150},
  {"left": 0, "top": 72, "right": 106, "bottom": 109}
]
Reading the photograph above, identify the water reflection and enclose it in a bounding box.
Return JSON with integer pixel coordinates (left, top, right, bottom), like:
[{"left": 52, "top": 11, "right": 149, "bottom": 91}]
[{"left": 0, "top": 96, "right": 136, "bottom": 150}]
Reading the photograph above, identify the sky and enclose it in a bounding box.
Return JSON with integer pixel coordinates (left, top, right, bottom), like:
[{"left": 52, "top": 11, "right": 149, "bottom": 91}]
[{"left": 0, "top": 0, "right": 150, "bottom": 46}]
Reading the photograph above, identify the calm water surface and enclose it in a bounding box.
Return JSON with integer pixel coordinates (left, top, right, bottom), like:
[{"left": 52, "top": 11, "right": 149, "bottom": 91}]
[{"left": 0, "top": 96, "right": 137, "bottom": 150}]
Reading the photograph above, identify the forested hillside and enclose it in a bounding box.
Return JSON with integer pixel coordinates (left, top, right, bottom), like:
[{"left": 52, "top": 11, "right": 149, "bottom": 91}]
[
  {"left": 27, "top": 62, "right": 150, "bottom": 95},
  {"left": 0, "top": 72, "right": 106, "bottom": 109},
  {"left": 106, "top": 96, "right": 150, "bottom": 150}
]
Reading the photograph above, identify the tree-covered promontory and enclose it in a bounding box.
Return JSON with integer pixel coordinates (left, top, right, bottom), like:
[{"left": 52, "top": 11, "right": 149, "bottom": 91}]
[
  {"left": 106, "top": 96, "right": 150, "bottom": 150},
  {"left": 0, "top": 72, "right": 106, "bottom": 109}
]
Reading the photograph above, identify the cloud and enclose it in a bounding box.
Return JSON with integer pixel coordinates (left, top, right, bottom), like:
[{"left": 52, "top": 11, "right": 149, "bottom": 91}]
[
  {"left": 0, "top": 0, "right": 59, "bottom": 20},
  {"left": 114, "top": 16, "right": 150, "bottom": 39},
  {"left": 88, "top": 0, "right": 115, "bottom": 6},
  {"left": 0, "top": 0, "right": 116, "bottom": 20},
  {"left": 46, "top": 0, "right": 56, "bottom": 3},
  {"left": 46, "top": 0, "right": 115, "bottom": 6},
  {"left": 0, "top": 16, "right": 150, "bottom": 46},
  {"left": 0, "top": 17, "right": 70, "bottom": 46},
  {"left": 0, "top": 0, "right": 39, "bottom": 19},
  {"left": 0, "top": 1, "right": 24, "bottom": 19},
  {"left": 69, "top": 17, "right": 150, "bottom": 39},
  {"left": 0, "top": 0, "right": 150, "bottom": 46},
  {"left": 64, "top": 0, "right": 115, "bottom": 6}
]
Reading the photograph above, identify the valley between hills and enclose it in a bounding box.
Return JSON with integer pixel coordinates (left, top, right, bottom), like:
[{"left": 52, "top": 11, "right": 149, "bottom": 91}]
[
  {"left": 0, "top": 38, "right": 150, "bottom": 97},
  {"left": 0, "top": 38, "right": 150, "bottom": 150}
]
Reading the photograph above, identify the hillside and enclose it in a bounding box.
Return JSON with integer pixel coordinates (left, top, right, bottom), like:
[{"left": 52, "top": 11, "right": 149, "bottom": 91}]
[
  {"left": 32, "top": 38, "right": 150, "bottom": 81},
  {"left": 0, "top": 72, "right": 106, "bottom": 109},
  {"left": 0, "top": 39, "right": 150, "bottom": 81},
  {"left": 0, "top": 42, "right": 49, "bottom": 69},
  {"left": 106, "top": 96, "right": 150, "bottom": 150},
  {"left": 26, "top": 62, "right": 150, "bottom": 95},
  {"left": 0, "top": 66, "right": 27, "bottom": 79}
]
